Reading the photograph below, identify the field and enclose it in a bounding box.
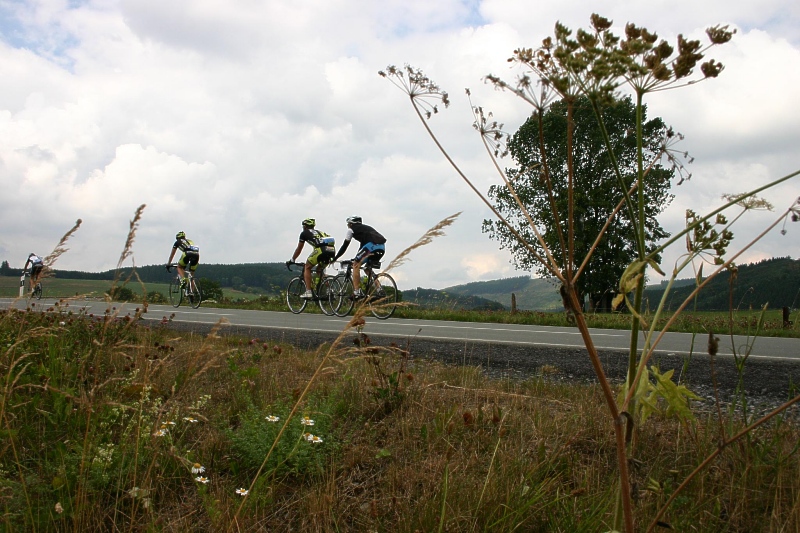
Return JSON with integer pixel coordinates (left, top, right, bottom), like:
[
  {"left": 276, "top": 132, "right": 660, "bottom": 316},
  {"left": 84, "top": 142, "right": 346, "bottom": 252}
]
[
  {"left": 1, "top": 303, "right": 798, "bottom": 531},
  {"left": 0, "top": 276, "right": 169, "bottom": 300}
]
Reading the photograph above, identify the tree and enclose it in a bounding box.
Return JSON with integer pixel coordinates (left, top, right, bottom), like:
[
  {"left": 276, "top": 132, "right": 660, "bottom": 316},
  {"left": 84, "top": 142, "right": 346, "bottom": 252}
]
[
  {"left": 0, "top": 260, "right": 13, "bottom": 276},
  {"left": 198, "top": 278, "right": 224, "bottom": 302},
  {"left": 482, "top": 95, "right": 674, "bottom": 311}
]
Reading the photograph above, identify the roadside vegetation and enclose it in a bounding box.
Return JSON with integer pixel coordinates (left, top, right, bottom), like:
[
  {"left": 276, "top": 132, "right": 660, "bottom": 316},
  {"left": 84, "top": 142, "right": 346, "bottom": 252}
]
[{"left": 2, "top": 304, "right": 799, "bottom": 531}]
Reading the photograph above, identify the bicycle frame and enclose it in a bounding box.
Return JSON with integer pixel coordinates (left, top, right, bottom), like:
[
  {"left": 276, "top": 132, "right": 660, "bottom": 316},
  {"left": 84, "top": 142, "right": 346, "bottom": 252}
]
[
  {"left": 332, "top": 259, "right": 398, "bottom": 319},
  {"left": 168, "top": 264, "right": 202, "bottom": 308},
  {"left": 285, "top": 261, "right": 337, "bottom": 315}
]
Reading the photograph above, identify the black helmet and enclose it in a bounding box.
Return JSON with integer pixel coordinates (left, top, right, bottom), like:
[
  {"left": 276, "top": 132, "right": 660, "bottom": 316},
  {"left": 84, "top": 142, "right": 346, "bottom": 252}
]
[
  {"left": 176, "top": 231, "right": 186, "bottom": 240},
  {"left": 346, "top": 216, "right": 361, "bottom": 224},
  {"left": 302, "top": 218, "right": 315, "bottom": 227}
]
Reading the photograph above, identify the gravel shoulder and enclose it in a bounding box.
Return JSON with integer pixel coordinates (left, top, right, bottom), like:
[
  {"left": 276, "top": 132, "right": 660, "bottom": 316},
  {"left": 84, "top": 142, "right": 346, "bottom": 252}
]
[{"left": 148, "top": 318, "right": 800, "bottom": 418}]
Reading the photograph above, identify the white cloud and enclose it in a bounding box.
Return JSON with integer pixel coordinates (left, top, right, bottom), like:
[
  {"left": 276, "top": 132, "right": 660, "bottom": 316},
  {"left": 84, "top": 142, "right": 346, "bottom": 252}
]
[{"left": 0, "top": 0, "right": 798, "bottom": 289}]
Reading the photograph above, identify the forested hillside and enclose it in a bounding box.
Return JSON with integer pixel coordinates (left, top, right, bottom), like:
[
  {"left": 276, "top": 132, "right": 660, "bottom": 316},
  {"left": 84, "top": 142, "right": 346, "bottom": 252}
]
[
  {"left": 643, "top": 257, "right": 800, "bottom": 311},
  {"left": 444, "top": 276, "right": 563, "bottom": 311},
  {"left": 4, "top": 257, "right": 797, "bottom": 312},
  {"left": 402, "top": 288, "right": 506, "bottom": 311}
]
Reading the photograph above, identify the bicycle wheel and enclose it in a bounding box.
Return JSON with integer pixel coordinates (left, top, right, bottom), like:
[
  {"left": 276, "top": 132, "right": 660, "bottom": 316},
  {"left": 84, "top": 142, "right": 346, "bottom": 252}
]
[
  {"left": 33, "top": 283, "right": 43, "bottom": 300},
  {"left": 368, "top": 273, "right": 398, "bottom": 319},
  {"left": 286, "top": 277, "right": 307, "bottom": 314},
  {"left": 188, "top": 278, "right": 202, "bottom": 309},
  {"left": 334, "top": 277, "right": 356, "bottom": 317},
  {"left": 169, "top": 277, "right": 183, "bottom": 307},
  {"left": 317, "top": 277, "right": 338, "bottom": 316}
]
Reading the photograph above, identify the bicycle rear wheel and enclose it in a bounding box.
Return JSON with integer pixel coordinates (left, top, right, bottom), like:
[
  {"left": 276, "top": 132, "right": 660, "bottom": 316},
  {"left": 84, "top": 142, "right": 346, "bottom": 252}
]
[
  {"left": 317, "top": 277, "right": 338, "bottom": 316},
  {"left": 333, "top": 277, "right": 356, "bottom": 317},
  {"left": 33, "top": 283, "right": 43, "bottom": 300},
  {"left": 169, "top": 278, "right": 183, "bottom": 307},
  {"left": 368, "top": 273, "right": 398, "bottom": 319},
  {"left": 188, "top": 279, "right": 202, "bottom": 309},
  {"left": 286, "top": 277, "right": 307, "bottom": 314}
]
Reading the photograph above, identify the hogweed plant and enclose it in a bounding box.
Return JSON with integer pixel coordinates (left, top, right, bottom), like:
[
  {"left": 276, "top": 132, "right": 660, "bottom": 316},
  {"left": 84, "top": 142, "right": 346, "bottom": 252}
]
[{"left": 382, "top": 14, "right": 800, "bottom": 532}]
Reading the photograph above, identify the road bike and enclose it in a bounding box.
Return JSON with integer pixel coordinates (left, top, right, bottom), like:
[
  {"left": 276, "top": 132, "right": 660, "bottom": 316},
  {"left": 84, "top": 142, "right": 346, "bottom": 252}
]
[
  {"left": 330, "top": 259, "right": 398, "bottom": 319},
  {"left": 20, "top": 270, "right": 43, "bottom": 300},
  {"left": 167, "top": 265, "right": 202, "bottom": 309},
  {"left": 285, "top": 262, "right": 337, "bottom": 316}
]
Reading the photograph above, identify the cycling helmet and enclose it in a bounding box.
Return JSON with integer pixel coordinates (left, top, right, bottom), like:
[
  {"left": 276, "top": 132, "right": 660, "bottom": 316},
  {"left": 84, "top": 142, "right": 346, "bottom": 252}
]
[
  {"left": 176, "top": 231, "right": 186, "bottom": 240},
  {"left": 29, "top": 252, "right": 35, "bottom": 257},
  {"left": 346, "top": 216, "right": 362, "bottom": 224},
  {"left": 302, "top": 218, "right": 315, "bottom": 227}
]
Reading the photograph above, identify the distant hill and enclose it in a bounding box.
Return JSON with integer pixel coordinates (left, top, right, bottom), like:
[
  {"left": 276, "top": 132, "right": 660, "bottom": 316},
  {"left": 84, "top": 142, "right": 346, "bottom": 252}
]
[
  {"left": 644, "top": 256, "right": 800, "bottom": 311},
  {"left": 443, "top": 276, "right": 563, "bottom": 311},
  {"left": 402, "top": 288, "right": 506, "bottom": 311},
  {"left": 6, "top": 256, "right": 796, "bottom": 312}
]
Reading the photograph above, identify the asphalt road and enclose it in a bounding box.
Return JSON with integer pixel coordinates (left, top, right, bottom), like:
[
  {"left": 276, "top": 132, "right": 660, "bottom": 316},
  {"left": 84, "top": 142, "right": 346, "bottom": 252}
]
[
  {"left": 4, "top": 296, "right": 800, "bottom": 402},
  {"left": 4, "top": 296, "right": 799, "bottom": 360}
]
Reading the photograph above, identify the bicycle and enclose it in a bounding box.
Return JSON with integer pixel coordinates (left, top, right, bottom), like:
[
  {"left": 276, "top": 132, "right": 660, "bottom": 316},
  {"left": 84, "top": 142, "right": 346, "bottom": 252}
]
[
  {"left": 285, "top": 262, "right": 338, "bottom": 316},
  {"left": 167, "top": 265, "right": 202, "bottom": 309},
  {"left": 20, "top": 270, "right": 43, "bottom": 300},
  {"left": 331, "top": 259, "right": 398, "bottom": 319}
]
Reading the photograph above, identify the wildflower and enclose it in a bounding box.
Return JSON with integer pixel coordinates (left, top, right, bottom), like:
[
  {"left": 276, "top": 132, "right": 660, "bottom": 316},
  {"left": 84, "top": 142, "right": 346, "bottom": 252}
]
[
  {"left": 265, "top": 415, "right": 279, "bottom": 422},
  {"left": 183, "top": 417, "right": 198, "bottom": 423},
  {"left": 191, "top": 463, "right": 205, "bottom": 474},
  {"left": 59, "top": 321, "right": 66, "bottom": 326},
  {"left": 195, "top": 476, "right": 209, "bottom": 484},
  {"left": 153, "top": 429, "right": 167, "bottom": 437},
  {"left": 55, "top": 502, "right": 63, "bottom": 514},
  {"left": 304, "top": 432, "right": 313, "bottom": 441},
  {"left": 165, "top": 421, "right": 176, "bottom": 426},
  {"left": 310, "top": 435, "right": 323, "bottom": 444},
  {"left": 300, "top": 417, "right": 315, "bottom": 426},
  {"left": 236, "top": 488, "right": 249, "bottom": 496}
]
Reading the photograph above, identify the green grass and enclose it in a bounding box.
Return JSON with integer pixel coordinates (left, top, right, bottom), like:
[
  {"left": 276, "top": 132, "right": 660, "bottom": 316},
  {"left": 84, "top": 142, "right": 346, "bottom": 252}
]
[
  {"left": 1, "top": 306, "right": 798, "bottom": 531},
  {"left": 0, "top": 276, "right": 170, "bottom": 300}
]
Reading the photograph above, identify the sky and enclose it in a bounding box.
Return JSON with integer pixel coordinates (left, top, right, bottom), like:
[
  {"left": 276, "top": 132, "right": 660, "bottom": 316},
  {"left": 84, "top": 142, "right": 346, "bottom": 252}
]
[{"left": 1, "top": 0, "right": 799, "bottom": 291}]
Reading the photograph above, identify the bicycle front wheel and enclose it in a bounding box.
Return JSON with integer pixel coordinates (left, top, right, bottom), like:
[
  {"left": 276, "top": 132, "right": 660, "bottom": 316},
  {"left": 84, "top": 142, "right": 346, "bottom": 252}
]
[
  {"left": 368, "top": 273, "right": 398, "bottom": 319},
  {"left": 188, "top": 279, "right": 202, "bottom": 309},
  {"left": 33, "top": 283, "right": 43, "bottom": 300},
  {"left": 169, "top": 278, "right": 183, "bottom": 307},
  {"left": 334, "top": 277, "right": 355, "bottom": 317},
  {"left": 286, "top": 277, "right": 307, "bottom": 314},
  {"left": 317, "top": 277, "right": 339, "bottom": 316}
]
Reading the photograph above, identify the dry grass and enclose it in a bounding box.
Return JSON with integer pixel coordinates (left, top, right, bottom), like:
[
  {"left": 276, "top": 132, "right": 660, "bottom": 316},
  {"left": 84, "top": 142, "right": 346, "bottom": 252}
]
[{"left": 2, "top": 307, "right": 798, "bottom": 532}]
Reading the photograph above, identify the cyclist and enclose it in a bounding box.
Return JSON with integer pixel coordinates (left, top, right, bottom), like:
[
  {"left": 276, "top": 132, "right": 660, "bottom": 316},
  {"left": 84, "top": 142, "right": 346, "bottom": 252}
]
[
  {"left": 166, "top": 231, "right": 200, "bottom": 286},
  {"left": 333, "top": 216, "right": 386, "bottom": 300},
  {"left": 288, "top": 218, "right": 336, "bottom": 299},
  {"left": 23, "top": 253, "right": 44, "bottom": 292}
]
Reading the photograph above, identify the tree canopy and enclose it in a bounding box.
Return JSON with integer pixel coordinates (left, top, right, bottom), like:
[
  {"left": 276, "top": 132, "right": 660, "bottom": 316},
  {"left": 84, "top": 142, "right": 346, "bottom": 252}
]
[{"left": 483, "top": 95, "right": 674, "bottom": 310}]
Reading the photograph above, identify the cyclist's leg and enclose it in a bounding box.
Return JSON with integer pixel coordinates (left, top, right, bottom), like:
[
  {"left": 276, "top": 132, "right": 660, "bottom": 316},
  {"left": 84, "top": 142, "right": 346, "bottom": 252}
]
[
  {"left": 30, "top": 265, "right": 42, "bottom": 290},
  {"left": 304, "top": 248, "right": 322, "bottom": 297},
  {"left": 177, "top": 254, "right": 188, "bottom": 282},
  {"left": 187, "top": 254, "right": 199, "bottom": 290}
]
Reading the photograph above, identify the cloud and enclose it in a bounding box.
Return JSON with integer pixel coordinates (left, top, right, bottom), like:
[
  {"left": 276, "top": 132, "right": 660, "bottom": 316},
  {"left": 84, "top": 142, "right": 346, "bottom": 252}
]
[{"left": 0, "top": 0, "right": 798, "bottom": 290}]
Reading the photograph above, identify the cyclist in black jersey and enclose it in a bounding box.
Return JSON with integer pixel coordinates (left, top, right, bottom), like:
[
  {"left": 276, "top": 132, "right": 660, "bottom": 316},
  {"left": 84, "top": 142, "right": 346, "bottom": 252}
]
[
  {"left": 288, "top": 218, "right": 336, "bottom": 299},
  {"left": 23, "top": 253, "right": 44, "bottom": 292},
  {"left": 166, "top": 231, "right": 200, "bottom": 285},
  {"left": 333, "top": 216, "right": 386, "bottom": 299}
]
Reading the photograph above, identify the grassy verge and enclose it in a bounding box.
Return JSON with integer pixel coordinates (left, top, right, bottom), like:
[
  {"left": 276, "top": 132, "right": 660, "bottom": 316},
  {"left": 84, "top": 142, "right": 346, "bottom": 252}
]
[{"left": 1, "top": 305, "right": 798, "bottom": 531}]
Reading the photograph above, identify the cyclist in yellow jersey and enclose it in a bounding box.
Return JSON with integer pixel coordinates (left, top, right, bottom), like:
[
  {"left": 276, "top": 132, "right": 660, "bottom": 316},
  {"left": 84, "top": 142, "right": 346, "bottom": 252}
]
[
  {"left": 166, "top": 231, "right": 200, "bottom": 285},
  {"left": 288, "top": 218, "right": 335, "bottom": 299}
]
